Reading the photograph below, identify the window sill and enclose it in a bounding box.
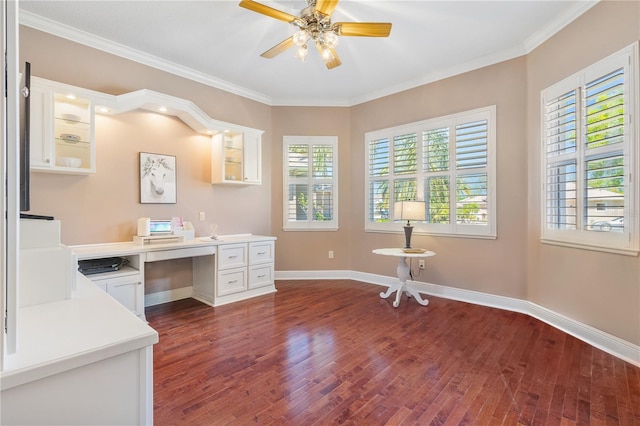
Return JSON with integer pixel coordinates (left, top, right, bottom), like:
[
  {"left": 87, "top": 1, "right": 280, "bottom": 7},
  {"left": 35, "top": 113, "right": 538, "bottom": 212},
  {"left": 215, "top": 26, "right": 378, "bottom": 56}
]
[
  {"left": 283, "top": 227, "right": 339, "bottom": 232},
  {"left": 365, "top": 228, "right": 496, "bottom": 240},
  {"left": 540, "top": 238, "right": 639, "bottom": 256}
]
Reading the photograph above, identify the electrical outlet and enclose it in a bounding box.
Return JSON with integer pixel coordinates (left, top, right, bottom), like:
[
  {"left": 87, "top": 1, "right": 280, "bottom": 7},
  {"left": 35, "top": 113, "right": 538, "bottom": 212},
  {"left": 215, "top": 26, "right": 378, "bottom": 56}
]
[
  {"left": 199, "top": 212, "right": 205, "bottom": 221},
  {"left": 419, "top": 260, "right": 425, "bottom": 269},
  {"left": 328, "top": 250, "right": 334, "bottom": 259}
]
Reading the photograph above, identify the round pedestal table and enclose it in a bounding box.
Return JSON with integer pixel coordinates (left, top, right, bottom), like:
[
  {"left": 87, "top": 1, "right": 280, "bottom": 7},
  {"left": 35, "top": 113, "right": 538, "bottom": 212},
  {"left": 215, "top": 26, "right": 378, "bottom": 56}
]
[{"left": 372, "top": 248, "right": 436, "bottom": 308}]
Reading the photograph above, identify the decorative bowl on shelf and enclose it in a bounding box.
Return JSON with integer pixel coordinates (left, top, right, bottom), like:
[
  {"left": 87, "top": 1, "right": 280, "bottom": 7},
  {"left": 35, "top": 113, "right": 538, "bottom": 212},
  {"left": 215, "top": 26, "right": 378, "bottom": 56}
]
[
  {"left": 57, "top": 157, "right": 82, "bottom": 168},
  {"left": 60, "top": 133, "right": 81, "bottom": 142},
  {"left": 60, "top": 113, "right": 81, "bottom": 123}
]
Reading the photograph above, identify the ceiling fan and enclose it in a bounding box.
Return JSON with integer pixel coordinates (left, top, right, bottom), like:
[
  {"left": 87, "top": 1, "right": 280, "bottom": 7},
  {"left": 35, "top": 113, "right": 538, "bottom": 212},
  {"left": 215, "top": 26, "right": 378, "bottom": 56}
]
[{"left": 239, "top": 0, "right": 392, "bottom": 69}]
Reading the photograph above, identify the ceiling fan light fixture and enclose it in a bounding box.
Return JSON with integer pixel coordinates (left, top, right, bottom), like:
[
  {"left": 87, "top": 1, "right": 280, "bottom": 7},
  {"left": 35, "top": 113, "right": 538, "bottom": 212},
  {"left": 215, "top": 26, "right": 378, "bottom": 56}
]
[
  {"left": 319, "top": 44, "right": 334, "bottom": 61},
  {"left": 293, "top": 29, "right": 310, "bottom": 46},
  {"left": 322, "top": 31, "right": 338, "bottom": 48},
  {"left": 242, "top": 0, "right": 391, "bottom": 69},
  {"left": 294, "top": 44, "right": 308, "bottom": 61}
]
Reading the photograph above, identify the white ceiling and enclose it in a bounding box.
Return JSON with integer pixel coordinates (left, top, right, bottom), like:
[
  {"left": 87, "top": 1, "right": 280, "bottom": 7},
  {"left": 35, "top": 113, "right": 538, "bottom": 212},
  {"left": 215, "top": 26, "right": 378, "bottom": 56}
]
[{"left": 19, "top": 0, "right": 597, "bottom": 107}]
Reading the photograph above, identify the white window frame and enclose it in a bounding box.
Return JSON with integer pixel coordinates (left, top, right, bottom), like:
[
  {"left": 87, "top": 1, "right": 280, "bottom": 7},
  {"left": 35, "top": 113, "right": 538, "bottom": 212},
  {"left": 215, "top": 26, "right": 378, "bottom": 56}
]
[
  {"left": 540, "top": 42, "right": 639, "bottom": 256},
  {"left": 364, "top": 106, "right": 497, "bottom": 239},
  {"left": 283, "top": 136, "right": 338, "bottom": 231}
]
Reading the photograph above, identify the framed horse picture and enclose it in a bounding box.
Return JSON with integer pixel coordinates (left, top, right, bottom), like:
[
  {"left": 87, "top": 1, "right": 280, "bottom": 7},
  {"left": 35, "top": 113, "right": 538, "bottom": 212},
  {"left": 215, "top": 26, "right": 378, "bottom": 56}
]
[{"left": 140, "top": 152, "right": 177, "bottom": 204}]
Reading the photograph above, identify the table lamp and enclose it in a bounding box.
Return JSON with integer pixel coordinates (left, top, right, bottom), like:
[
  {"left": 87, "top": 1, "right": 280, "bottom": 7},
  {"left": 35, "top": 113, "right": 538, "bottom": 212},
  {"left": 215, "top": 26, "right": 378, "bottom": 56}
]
[{"left": 394, "top": 200, "right": 426, "bottom": 248}]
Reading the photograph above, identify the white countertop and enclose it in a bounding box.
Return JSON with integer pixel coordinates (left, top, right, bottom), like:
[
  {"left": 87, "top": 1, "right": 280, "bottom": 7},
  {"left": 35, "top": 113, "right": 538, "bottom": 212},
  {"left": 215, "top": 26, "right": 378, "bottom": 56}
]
[
  {"left": 1, "top": 234, "right": 275, "bottom": 390},
  {"left": 0, "top": 274, "right": 158, "bottom": 390},
  {"left": 71, "top": 234, "right": 276, "bottom": 259}
]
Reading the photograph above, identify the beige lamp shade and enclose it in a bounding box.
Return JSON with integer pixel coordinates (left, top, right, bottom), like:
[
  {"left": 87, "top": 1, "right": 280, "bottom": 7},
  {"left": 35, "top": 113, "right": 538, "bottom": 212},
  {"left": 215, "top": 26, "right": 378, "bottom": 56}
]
[{"left": 394, "top": 200, "right": 426, "bottom": 222}]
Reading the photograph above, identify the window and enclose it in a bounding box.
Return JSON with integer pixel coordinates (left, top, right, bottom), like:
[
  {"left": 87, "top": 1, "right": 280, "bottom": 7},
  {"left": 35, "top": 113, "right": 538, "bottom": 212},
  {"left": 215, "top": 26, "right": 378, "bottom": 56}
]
[
  {"left": 283, "top": 136, "right": 338, "bottom": 231},
  {"left": 541, "top": 43, "right": 638, "bottom": 255},
  {"left": 365, "top": 106, "right": 496, "bottom": 238}
]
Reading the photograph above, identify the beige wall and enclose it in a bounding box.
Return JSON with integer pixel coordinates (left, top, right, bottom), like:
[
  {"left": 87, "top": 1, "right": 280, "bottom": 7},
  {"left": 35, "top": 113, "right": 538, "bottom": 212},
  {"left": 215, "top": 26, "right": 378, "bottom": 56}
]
[
  {"left": 349, "top": 57, "right": 529, "bottom": 300},
  {"left": 18, "top": 1, "right": 640, "bottom": 345},
  {"left": 21, "top": 27, "right": 273, "bottom": 294},
  {"left": 525, "top": 0, "right": 640, "bottom": 345},
  {"left": 270, "top": 107, "right": 352, "bottom": 271}
]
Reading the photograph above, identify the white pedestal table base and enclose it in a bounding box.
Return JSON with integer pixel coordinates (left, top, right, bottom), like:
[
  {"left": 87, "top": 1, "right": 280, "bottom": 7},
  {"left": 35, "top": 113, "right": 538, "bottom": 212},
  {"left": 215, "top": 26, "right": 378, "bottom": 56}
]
[
  {"left": 372, "top": 248, "right": 436, "bottom": 308},
  {"left": 379, "top": 256, "right": 429, "bottom": 307}
]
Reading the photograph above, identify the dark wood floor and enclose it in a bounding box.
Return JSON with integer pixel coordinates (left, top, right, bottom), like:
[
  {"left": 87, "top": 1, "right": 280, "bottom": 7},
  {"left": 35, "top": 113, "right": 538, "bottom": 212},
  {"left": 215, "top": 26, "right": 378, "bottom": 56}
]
[{"left": 147, "top": 280, "right": 640, "bottom": 425}]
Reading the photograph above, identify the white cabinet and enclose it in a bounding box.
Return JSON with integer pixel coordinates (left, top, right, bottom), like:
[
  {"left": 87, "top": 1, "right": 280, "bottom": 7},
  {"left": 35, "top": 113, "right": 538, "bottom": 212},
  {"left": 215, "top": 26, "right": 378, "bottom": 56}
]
[
  {"left": 218, "top": 268, "right": 247, "bottom": 296},
  {"left": 216, "top": 243, "right": 248, "bottom": 297},
  {"left": 80, "top": 255, "right": 145, "bottom": 320},
  {"left": 248, "top": 240, "right": 274, "bottom": 290},
  {"left": 211, "top": 129, "right": 262, "bottom": 185},
  {"left": 192, "top": 238, "right": 276, "bottom": 307},
  {"left": 29, "top": 77, "right": 105, "bottom": 174},
  {"left": 249, "top": 264, "right": 273, "bottom": 290}
]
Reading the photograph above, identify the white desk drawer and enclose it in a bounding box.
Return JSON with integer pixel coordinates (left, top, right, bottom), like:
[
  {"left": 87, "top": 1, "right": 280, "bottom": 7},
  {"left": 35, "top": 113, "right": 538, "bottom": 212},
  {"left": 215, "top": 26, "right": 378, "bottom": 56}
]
[
  {"left": 217, "top": 268, "right": 247, "bottom": 296},
  {"left": 249, "top": 241, "right": 274, "bottom": 265},
  {"left": 145, "top": 245, "right": 216, "bottom": 262},
  {"left": 248, "top": 264, "right": 273, "bottom": 289},
  {"left": 218, "top": 244, "right": 247, "bottom": 270}
]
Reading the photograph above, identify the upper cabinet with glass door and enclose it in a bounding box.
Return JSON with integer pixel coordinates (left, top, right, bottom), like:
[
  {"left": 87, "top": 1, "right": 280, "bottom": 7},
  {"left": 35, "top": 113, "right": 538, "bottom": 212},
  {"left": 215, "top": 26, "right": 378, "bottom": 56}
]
[
  {"left": 29, "top": 77, "right": 109, "bottom": 174},
  {"left": 211, "top": 129, "right": 263, "bottom": 185}
]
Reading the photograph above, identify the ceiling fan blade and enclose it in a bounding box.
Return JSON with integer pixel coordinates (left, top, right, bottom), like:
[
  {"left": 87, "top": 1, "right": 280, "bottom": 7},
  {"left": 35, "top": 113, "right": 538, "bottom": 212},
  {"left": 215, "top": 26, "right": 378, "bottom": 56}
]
[
  {"left": 334, "top": 22, "right": 392, "bottom": 37},
  {"left": 315, "top": 0, "right": 339, "bottom": 17},
  {"left": 239, "top": 0, "right": 298, "bottom": 23},
  {"left": 261, "top": 36, "right": 295, "bottom": 58},
  {"left": 325, "top": 49, "right": 342, "bottom": 69},
  {"left": 315, "top": 43, "right": 342, "bottom": 69}
]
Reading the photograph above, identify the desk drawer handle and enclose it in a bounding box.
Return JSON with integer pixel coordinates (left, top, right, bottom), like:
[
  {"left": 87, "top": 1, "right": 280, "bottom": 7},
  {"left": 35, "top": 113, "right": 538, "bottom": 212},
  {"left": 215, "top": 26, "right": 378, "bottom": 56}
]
[
  {"left": 257, "top": 251, "right": 266, "bottom": 255},
  {"left": 257, "top": 274, "right": 266, "bottom": 278},
  {"left": 228, "top": 255, "right": 238, "bottom": 259},
  {"left": 228, "top": 279, "right": 238, "bottom": 284}
]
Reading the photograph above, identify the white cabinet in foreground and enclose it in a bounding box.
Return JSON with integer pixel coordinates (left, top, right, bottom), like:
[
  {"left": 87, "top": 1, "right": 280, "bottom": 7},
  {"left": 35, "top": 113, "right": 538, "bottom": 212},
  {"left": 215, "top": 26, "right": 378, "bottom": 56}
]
[{"left": 80, "top": 254, "right": 145, "bottom": 320}]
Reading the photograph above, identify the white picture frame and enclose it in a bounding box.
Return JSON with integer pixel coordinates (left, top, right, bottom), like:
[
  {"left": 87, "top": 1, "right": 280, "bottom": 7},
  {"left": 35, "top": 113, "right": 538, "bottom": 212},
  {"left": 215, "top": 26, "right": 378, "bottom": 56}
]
[{"left": 140, "top": 152, "right": 177, "bottom": 204}]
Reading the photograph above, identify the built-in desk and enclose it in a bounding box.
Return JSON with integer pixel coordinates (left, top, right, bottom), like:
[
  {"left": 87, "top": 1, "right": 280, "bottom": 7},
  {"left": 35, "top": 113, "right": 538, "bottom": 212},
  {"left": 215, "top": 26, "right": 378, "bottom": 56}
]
[{"left": 71, "top": 234, "right": 276, "bottom": 317}]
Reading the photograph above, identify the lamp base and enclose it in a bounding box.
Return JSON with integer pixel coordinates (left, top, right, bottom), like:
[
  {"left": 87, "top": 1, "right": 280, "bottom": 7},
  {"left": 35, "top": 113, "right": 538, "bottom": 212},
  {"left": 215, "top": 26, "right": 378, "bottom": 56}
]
[{"left": 404, "top": 225, "right": 413, "bottom": 249}]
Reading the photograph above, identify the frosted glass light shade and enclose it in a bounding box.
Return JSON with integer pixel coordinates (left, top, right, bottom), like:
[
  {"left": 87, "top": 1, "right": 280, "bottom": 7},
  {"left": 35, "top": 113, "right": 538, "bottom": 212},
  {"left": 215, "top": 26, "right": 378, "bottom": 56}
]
[
  {"left": 293, "top": 30, "right": 310, "bottom": 46},
  {"left": 294, "top": 45, "right": 308, "bottom": 61},
  {"left": 323, "top": 31, "right": 338, "bottom": 48}
]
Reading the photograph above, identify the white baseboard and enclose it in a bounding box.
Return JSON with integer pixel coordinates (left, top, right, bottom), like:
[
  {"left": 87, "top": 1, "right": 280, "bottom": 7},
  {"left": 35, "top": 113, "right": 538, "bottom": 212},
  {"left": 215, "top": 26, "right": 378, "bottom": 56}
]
[
  {"left": 145, "top": 286, "right": 192, "bottom": 307},
  {"left": 275, "top": 269, "right": 640, "bottom": 367}
]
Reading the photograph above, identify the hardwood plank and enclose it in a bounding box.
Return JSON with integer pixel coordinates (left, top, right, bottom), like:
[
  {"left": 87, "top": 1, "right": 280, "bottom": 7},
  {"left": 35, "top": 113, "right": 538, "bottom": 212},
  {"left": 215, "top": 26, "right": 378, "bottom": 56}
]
[{"left": 146, "top": 280, "right": 640, "bottom": 425}]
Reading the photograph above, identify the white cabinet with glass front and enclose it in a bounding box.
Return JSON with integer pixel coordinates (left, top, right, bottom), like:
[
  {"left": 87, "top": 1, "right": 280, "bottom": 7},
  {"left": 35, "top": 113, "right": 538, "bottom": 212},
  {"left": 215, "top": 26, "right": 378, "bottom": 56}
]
[
  {"left": 211, "top": 129, "right": 263, "bottom": 185},
  {"left": 29, "top": 77, "right": 108, "bottom": 174}
]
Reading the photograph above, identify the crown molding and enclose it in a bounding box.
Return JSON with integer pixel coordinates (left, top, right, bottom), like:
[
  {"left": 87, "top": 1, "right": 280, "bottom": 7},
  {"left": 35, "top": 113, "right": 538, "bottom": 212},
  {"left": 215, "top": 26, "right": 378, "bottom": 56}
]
[
  {"left": 524, "top": 0, "right": 600, "bottom": 52},
  {"left": 19, "top": 10, "right": 273, "bottom": 106},
  {"left": 20, "top": 2, "right": 600, "bottom": 108}
]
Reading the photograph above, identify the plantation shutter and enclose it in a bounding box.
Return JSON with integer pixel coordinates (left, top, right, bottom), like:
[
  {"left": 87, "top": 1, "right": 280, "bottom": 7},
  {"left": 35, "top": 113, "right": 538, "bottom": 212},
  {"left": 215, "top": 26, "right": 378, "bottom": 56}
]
[
  {"left": 369, "top": 138, "right": 390, "bottom": 222},
  {"left": 540, "top": 43, "right": 637, "bottom": 254},
  {"left": 544, "top": 90, "right": 578, "bottom": 230},
  {"left": 455, "top": 120, "right": 489, "bottom": 226},
  {"left": 284, "top": 136, "right": 338, "bottom": 230}
]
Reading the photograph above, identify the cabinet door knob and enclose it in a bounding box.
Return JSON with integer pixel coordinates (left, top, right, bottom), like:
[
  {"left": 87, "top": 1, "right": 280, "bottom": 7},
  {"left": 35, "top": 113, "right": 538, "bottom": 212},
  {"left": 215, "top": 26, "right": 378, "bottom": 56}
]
[{"left": 45, "top": 158, "right": 51, "bottom": 163}]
